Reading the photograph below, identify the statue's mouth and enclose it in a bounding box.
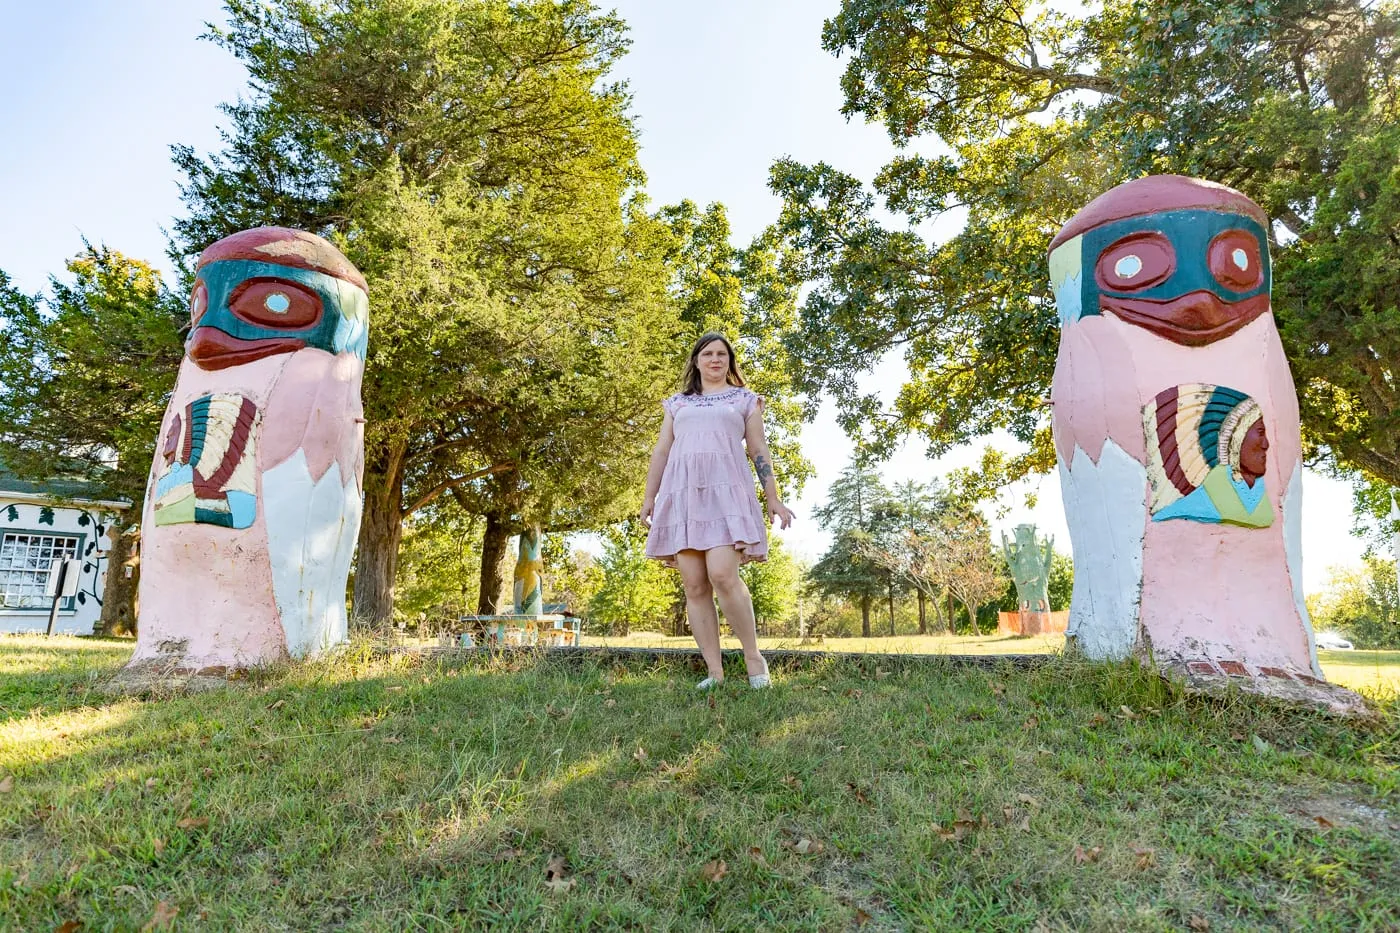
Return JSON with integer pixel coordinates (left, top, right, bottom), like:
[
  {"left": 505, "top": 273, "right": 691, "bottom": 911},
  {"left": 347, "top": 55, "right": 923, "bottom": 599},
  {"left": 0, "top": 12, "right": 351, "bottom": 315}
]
[
  {"left": 1101, "top": 292, "right": 1268, "bottom": 347},
  {"left": 188, "top": 328, "right": 306, "bottom": 371}
]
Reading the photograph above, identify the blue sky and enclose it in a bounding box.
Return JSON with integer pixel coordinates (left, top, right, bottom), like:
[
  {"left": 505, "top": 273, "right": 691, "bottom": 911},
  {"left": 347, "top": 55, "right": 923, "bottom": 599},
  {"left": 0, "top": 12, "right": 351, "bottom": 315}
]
[{"left": 0, "top": 0, "right": 1366, "bottom": 591}]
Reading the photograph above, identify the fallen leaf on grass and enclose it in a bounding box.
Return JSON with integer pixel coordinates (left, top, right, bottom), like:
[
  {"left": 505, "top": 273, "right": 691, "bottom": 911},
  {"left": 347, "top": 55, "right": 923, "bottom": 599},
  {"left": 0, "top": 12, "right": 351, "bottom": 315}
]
[
  {"left": 1251, "top": 735, "right": 1272, "bottom": 754},
  {"left": 112, "top": 885, "right": 140, "bottom": 896},
  {"left": 176, "top": 817, "right": 208, "bottom": 830},
  {"left": 54, "top": 921, "right": 82, "bottom": 933},
  {"left": 1133, "top": 846, "right": 1156, "bottom": 869},
  {"left": 544, "top": 854, "right": 575, "bottom": 893},
  {"left": 1017, "top": 793, "right": 1041, "bottom": 809},
  {"left": 1022, "top": 716, "right": 1039, "bottom": 731},
  {"left": 990, "top": 681, "right": 1005, "bottom": 696},
  {"left": 632, "top": 747, "right": 648, "bottom": 764},
  {"left": 140, "top": 901, "right": 178, "bottom": 931},
  {"left": 1088, "top": 713, "right": 1108, "bottom": 727},
  {"left": 1117, "top": 705, "right": 1139, "bottom": 720},
  {"left": 603, "top": 698, "right": 617, "bottom": 709},
  {"left": 0, "top": 775, "right": 12, "bottom": 793},
  {"left": 876, "top": 668, "right": 891, "bottom": 679},
  {"left": 854, "top": 906, "right": 873, "bottom": 925},
  {"left": 381, "top": 735, "right": 403, "bottom": 745},
  {"left": 152, "top": 838, "right": 166, "bottom": 856},
  {"left": 846, "top": 783, "right": 870, "bottom": 805},
  {"left": 1072, "top": 845, "right": 1102, "bottom": 865},
  {"left": 700, "top": 858, "right": 728, "bottom": 882},
  {"left": 266, "top": 698, "right": 285, "bottom": 711},
  {"left": 493, "top": 848, "right": 524, "bottom": 862},
  {"left": 1313, "top": 815, "right": 1334, "bottom": 830},
  {"left": 844, "top": 688, "right": 863, "bottom": 699},
  {"left": 747, "top": 846, "right": 767, "bottom": 867},
  {"left": 782, "top": 774, "right": 801, "bottom": 789},
  {"left": 144, "top": 778, "right": 158, "bottom": 790},
  {"left": 789, "top": 837, "right": 824, "bottom": 855},
  {"left": 1188, "top": 915, "right": 1210, "bottom": 931}
]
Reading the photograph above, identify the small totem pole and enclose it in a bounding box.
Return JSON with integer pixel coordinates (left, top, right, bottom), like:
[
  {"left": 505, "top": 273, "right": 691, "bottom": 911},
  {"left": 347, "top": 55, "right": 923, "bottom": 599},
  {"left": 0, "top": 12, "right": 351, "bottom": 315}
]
[
  {"left": 1001, "top": 524, "right": 1053, "bottom": 632},
  {"left": 126, "top": 227, "right": 368, "bottom": 674},
  {"left": 513, "top": 527, "right": 544, "bottom": 617}
]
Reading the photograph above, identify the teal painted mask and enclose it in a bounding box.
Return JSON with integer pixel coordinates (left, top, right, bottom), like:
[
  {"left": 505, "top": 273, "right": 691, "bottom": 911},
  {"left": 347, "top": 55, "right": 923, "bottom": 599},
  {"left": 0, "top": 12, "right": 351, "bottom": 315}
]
[
  {"left": 187, "top": 259, "right": 369, "bottom": 371},
  {"left": 1077, "top": 209, "right": 1271, "bottom": 346}
]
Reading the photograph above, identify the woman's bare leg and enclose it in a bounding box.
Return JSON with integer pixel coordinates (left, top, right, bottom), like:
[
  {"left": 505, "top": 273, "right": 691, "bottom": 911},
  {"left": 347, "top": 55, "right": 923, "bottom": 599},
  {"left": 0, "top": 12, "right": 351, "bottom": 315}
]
[
  {"left": 675, "top": 549, "right": 723, "bottom": 680},
  {"left": 706, "top": 546, "right": 766, "bottom": 678}
]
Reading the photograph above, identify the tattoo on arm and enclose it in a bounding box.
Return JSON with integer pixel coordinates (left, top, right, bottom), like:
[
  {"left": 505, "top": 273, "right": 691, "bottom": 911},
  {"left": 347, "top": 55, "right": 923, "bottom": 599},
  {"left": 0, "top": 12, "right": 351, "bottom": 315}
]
[{"left": 754, "top": 454, "right": 774, "bottom": 485}]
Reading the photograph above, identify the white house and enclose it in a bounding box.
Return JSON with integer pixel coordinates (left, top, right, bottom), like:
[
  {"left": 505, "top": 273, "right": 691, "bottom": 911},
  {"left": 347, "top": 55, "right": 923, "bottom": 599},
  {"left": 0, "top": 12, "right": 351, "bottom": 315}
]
[{"left": 0, "top": 466, "right": 129, "bottom": 635}]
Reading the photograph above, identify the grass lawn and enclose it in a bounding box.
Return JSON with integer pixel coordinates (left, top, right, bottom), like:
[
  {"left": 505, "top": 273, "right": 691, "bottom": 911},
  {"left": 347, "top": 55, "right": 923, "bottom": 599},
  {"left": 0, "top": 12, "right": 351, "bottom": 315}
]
[{"left": 1, "top": 636, "right": 1397, "bottom": 931}]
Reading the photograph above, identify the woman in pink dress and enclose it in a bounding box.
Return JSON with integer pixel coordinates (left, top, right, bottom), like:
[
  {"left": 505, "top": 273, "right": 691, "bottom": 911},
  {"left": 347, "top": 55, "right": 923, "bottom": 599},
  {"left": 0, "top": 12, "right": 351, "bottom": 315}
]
[{"left": 641, "top": 332, "right": 796, "bottom": 689}]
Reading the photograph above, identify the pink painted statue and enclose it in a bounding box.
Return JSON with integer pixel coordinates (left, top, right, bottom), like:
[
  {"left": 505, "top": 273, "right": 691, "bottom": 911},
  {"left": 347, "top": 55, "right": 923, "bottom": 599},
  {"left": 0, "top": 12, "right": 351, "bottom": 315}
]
[
  {"left": 1047, "top": 175, "right": 1350, "bottom": 703},
  {"left": 128, "top": 227, "right": 368, "bottom": 672}
]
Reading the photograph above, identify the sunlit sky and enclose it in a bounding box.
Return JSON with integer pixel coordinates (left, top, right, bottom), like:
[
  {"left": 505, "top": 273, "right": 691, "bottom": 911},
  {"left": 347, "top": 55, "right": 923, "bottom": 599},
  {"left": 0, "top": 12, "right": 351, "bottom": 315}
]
[{"left": 0, "top": 1, "right": 1368, "bottom": 592}]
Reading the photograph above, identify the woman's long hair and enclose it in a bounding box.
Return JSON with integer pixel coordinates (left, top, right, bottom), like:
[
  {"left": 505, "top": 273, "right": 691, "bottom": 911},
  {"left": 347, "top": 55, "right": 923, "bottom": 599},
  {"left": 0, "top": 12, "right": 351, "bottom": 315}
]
[{"left": 680, "top": 331, "right": 747, "bottom": 395}]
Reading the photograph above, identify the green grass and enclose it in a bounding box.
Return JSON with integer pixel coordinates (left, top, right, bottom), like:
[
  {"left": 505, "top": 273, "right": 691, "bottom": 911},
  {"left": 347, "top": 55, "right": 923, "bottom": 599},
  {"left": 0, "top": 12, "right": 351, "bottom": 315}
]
[{"left": 1, "top": 636, "right": 1397, "bottom": 931}]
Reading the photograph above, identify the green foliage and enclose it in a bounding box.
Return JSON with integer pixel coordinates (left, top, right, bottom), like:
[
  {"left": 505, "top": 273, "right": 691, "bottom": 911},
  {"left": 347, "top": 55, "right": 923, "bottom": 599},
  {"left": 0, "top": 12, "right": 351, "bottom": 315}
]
[
  {"left": 588, "top": 524, "right": 677, "bottom": 635},
  {"left": 0, "top": 250, "right": 184, "bottom": 509},
  {"left": 773, "top": 0, "right": 1400, "bottom": 490},
  {"left": 807, "top": 463, "right": 896, "bottom": 634},
  {"left": 740, "top": 537, "right": 800, "bottom": 630},
  {"left": 1311, "top": 557, "right": 1400, "bottom": 649},
  {"left": 392, "top": 508, "right": 482, "bottom": 626},
  {"left": 542, "top": 535, "right": 604, "bottom": 616}
]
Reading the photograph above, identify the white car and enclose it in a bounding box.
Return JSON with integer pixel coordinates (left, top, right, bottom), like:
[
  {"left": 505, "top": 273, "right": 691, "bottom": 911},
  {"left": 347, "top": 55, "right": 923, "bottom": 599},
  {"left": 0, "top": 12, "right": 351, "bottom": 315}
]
[{"left": 1315, "top": 631, "right": 1355, "bottom": 651}]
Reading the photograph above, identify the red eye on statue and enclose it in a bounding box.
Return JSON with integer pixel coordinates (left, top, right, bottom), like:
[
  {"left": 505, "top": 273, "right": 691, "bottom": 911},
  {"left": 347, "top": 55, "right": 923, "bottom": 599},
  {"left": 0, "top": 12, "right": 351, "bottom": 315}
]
[
  {"left": 1208, "top": 230, "right": 1263, "bottom": 291},
  {"left": 228, "top": 278, "right": 323, "bottom": 329},
  {"left": 190, "top": 281, "right": 208, "bottom": 326},
  {"left": 1096, "top": 233, "right": 1175, "bottom": 292}
]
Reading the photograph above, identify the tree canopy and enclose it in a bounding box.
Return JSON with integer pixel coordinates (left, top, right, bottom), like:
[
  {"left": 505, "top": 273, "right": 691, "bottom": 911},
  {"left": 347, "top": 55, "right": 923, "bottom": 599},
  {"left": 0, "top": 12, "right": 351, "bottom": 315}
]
[{"left": 772, "top": 0, "right": 1400, "bottom": 491}]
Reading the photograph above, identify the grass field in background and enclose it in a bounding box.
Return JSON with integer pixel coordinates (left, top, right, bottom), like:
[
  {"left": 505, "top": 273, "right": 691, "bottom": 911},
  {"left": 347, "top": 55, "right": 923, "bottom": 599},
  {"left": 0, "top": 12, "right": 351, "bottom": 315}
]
[{"left": 1, "top": 635, "right": 1397, "bottom": 930}]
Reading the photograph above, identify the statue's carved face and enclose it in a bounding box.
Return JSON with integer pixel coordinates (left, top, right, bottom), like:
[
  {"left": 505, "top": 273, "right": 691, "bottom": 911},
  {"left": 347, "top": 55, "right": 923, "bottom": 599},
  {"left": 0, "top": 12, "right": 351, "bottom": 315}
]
[
  {"left": 1239, "top": 419, "right": 1269, "bottom": 486},
  {"left": 1083, "top": 210, "right": 1271, "bottom": 346}
]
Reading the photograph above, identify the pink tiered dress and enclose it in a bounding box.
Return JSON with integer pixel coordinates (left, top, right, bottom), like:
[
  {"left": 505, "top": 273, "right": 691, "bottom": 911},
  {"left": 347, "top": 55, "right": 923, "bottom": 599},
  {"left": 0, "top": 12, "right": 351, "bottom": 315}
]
[{"left": 645, "top": 387, "right": 768, "bottom": 565}]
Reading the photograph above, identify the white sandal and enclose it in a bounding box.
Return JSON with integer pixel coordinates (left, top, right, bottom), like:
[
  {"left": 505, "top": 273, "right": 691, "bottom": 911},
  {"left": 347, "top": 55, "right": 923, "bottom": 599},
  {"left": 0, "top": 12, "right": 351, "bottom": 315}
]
[
  {"left": 748, "top": 658, "right": 771, "bottom": 689},
  {"left": 696, "top": 676, "right": 724, "bottom": 690}
]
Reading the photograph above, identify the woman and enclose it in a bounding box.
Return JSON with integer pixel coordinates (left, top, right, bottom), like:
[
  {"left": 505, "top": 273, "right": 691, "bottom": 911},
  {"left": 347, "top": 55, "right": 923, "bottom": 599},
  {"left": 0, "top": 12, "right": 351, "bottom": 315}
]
[{"left": 640, "top": 332, "right": 796, "bottom": 689}]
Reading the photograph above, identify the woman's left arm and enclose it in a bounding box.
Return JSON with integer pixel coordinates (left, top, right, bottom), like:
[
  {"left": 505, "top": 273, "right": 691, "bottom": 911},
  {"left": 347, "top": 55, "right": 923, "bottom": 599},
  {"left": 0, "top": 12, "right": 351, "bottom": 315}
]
[{"left": 744, "top": 397, "right": 795, "bottom": 529}]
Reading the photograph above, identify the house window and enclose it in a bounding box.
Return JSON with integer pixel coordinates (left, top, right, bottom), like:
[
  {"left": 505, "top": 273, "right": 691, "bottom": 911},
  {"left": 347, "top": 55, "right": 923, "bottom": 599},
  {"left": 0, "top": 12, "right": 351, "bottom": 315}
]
[{"left": 0, "top": 532, "right": 80, "bottom": 610}]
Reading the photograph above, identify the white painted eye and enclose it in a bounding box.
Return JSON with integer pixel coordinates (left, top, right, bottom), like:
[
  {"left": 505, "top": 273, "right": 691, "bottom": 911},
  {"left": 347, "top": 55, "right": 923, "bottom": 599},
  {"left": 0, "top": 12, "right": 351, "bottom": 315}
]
[
  {"left": 263, "top": 292, "right": 291, "bottom": 314},
  {"left": 1114, "top": 254, "right": 1143, "bottom": 279},
  {"left": 1231, "top": 248, "right": 1249, "bottom": 271}
]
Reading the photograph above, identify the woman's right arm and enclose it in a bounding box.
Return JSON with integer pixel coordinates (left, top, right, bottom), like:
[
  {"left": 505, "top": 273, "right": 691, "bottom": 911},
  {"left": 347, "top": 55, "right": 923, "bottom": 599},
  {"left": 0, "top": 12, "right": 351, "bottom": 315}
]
[{"left": 640, "top": 410, "right": 676, "bottom": 526}]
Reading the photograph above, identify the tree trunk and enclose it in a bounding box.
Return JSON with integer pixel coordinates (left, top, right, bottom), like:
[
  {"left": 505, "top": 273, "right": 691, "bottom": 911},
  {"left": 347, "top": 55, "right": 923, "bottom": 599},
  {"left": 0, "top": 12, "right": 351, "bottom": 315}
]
[
  {"left": 477, "top": 512, "right": 511, "bottom": 614},
  {"left": 352, "top": 442, "right": 407, "bottom": 626},
  {"left": 860, "top": 594, "right": 871, "bottom": 637},
  {"left": 96, "top": 519, "right": 139, "bottom": 637},
  {"left": 887, "top": 581, "right": 896, "bottom": 636},
  {"left": 916, "top": 590, "right": 927, "bottom": 635},
  {"left": 964, "top": 600, "right": 980, "bottom": 636},
  {"left": 946, "top": 593, "right": 956, "bottom": 635}
]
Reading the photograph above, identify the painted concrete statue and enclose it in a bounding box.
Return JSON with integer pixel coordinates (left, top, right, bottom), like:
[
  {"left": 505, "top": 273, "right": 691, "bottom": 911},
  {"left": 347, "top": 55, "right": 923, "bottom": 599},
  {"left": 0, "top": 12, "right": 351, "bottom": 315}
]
[
  {"left": 1047, "top": 175, "right": 1348, "bottom": 704},
  {"left": 127, "top": 227, "right": 368, "bottom": 673},
  {"left": 513, "top": 527, "right": 544, "bottom": 617},
  {"left": 1001, "top": 523, "right": 1053, "bottom": 613}
]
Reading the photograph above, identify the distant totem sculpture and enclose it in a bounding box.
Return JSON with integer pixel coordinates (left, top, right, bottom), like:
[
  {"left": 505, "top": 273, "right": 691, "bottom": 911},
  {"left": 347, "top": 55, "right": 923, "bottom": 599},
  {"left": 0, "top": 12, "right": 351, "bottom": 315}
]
[
  {"left": 1048, "top": 175, "right": 1332, "bottom": 696},
  {"left": 1001, "top": 524, "right": 1053, "bottom": 613},
  {"left": 129, "top": 227, "right": 368, "bottom": 672},
  {"left": 513, "top": 527, "right": 544, "bottom": 617}
]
